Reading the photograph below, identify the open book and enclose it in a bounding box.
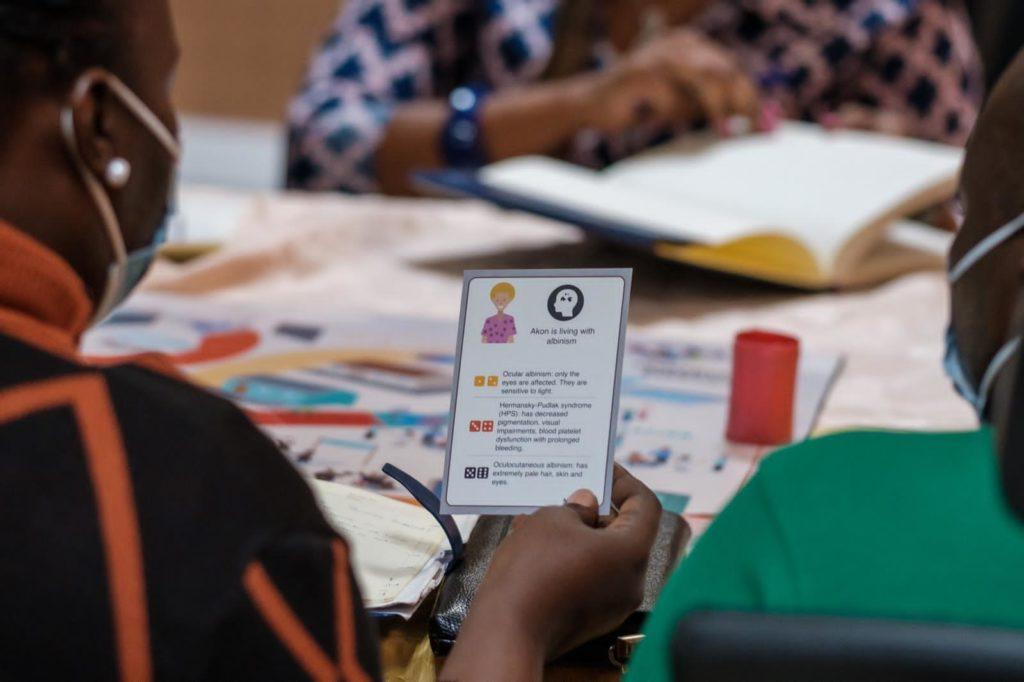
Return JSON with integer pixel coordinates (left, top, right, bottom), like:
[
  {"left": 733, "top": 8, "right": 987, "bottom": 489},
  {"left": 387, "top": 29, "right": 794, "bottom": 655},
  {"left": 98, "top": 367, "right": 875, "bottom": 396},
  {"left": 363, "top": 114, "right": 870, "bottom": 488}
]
[{"left": 416, "top": 122, "right": 962, "bottom": 289}]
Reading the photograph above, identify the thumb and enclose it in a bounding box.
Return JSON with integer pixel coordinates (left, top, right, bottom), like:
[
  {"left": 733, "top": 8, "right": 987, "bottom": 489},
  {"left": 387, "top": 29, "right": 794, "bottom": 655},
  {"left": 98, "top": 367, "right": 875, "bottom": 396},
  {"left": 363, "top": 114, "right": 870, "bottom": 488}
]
[{"left": 565, "top": 489, "right": 600, "bottom": 527}]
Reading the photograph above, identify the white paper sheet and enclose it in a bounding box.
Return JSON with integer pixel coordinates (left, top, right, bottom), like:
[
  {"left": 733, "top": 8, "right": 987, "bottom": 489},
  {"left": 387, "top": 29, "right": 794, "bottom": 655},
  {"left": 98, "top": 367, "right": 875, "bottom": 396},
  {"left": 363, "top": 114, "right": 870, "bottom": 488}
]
[{"left": 311, "top": 480, "right": 446, "bottom": 609}]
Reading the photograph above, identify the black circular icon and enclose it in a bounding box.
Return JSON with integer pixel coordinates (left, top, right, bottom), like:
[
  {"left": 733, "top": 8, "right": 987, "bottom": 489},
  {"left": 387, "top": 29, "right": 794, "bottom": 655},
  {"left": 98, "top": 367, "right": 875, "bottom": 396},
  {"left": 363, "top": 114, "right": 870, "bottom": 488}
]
[{"left": 547, "top": 285, "right": 584, "bottom": 321}]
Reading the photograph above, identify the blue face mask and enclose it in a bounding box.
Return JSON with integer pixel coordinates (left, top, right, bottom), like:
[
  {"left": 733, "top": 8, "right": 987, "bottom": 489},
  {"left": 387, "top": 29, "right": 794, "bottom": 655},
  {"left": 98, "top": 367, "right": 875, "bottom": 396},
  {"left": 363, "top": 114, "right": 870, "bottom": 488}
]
[
  {"left": 944, "top": 210, "right": 1024, "bottom": 419},
  {"left": 60, "top": 72, "right": 181, "bottom": 325},
  {"left": 114, "top": 219, "right": 171, "bottom": 308}
]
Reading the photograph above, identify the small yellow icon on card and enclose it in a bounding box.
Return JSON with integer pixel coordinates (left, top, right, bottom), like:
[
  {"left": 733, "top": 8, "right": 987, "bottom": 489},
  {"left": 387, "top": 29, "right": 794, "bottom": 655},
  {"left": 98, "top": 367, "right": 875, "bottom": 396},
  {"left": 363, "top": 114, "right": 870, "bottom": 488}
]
[
  {"left": 487, "top": 376, "right": 500, "bottom": 386},
  {"left": 474, "top": 376, "right": 486, "bottom": 387}
]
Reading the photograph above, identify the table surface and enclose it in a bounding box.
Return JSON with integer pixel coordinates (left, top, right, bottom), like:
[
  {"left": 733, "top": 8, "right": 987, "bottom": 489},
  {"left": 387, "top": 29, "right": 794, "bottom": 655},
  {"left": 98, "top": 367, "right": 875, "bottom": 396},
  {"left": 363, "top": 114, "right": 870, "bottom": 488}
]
[{"left": 150, "top": 186, "right": 978, "bottom": 680}]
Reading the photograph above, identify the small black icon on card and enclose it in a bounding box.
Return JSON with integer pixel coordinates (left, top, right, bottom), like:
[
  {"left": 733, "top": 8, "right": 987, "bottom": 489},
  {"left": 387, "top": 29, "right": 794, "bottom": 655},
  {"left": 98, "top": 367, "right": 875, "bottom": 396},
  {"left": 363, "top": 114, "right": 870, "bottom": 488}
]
[{"left": 548, "top": 285, "right": 584, "bottom": 321}]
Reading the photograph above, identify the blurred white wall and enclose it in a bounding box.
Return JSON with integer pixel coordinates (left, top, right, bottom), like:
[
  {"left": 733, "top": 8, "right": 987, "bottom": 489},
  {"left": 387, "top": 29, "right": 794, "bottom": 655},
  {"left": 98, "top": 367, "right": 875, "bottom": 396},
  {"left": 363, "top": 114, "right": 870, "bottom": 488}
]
[
  {"left": 171, "top": 0, "right": 340, "bottom": 189},
  {"left": 179, "top": 116, "right": 286, "bottom": 190}
]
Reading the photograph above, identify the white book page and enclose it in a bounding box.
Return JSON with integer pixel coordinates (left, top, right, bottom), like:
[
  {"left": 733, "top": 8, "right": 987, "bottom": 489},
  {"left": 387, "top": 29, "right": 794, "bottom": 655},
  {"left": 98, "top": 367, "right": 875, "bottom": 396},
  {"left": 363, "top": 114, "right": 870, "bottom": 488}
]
[
  {"left": 311, "top": 479, "right": 446, "bottom": 609},
  {"left": 607, "top": 122, "right": 963, "bottom": 266},
  {"left": 886, "top": 218, "right": 955, "bottom": 256},
  {"left": 480, "top": 157, "right": 761, "bottom": 243},
  {"left": 481, "top": 123, "right": 961, "bottom": 269}
]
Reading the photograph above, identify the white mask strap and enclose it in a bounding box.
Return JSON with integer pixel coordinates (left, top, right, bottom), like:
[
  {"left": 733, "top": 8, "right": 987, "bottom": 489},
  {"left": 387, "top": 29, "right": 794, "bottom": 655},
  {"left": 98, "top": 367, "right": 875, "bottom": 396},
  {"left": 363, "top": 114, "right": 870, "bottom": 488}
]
[
  {"left": 978, "top": 336, "right": 1023, "bottom": 416},
  {"left": 61, "top": 105, "right": 127, "bottom": 321},
  {"left": 103, "top": 75, "right": 181, "bottom": 160},
  {"left": 950, "top": 211, "right": 1024, "bottom": 283},
  {"left": 60, "top": 105, "right": 126, "bottom": 260}
]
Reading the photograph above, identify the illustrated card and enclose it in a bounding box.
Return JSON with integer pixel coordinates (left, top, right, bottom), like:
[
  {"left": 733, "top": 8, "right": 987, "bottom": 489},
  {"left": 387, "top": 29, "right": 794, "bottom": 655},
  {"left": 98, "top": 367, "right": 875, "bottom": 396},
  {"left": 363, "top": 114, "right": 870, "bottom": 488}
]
[{"left": 440, "top": 269, "right": 632, "bottom": 514}]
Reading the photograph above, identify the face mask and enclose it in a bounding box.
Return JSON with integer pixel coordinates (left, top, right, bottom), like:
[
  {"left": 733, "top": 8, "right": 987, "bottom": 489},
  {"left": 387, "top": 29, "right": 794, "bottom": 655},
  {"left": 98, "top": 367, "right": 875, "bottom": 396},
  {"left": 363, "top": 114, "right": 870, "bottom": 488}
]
[
  {"left": 60, "top": 72, "right": 181, "bottom": 325},
  {"left": 944, "top": 209, "right": 1024, "bottom": 419}
]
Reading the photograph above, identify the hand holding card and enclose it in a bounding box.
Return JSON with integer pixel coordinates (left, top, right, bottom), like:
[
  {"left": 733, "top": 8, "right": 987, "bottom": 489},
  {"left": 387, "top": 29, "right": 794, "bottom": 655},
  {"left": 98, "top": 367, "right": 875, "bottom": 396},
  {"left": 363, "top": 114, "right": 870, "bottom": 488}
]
[
  {"left": 441, "top": 466, "right": 662, "bottom": 677},
  {"left": 441, "top": 269, "right": 632, "bottom": 515}
]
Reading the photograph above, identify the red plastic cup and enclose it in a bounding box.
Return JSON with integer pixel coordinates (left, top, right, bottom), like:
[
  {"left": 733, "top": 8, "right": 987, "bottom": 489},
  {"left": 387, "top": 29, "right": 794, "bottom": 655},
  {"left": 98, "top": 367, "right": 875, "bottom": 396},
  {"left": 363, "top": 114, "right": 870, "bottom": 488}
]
[{"left": 726, "top": 330, "right": 800, "bottom": 446}]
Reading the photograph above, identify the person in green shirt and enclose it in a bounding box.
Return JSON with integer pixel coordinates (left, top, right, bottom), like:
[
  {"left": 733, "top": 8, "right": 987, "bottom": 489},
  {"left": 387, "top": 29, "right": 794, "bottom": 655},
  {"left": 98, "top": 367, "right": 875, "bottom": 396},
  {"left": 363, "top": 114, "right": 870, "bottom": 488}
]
[{"left": 629, "top": 48, "right": 1024, "bottom": 681}]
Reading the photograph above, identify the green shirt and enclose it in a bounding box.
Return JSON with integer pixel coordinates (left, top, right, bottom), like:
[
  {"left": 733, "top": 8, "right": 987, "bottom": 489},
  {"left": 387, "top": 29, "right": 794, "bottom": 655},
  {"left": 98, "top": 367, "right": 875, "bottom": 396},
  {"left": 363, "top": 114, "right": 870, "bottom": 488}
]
[{"left": 628, "top": 428, "right": 1024, "bottom": 681}]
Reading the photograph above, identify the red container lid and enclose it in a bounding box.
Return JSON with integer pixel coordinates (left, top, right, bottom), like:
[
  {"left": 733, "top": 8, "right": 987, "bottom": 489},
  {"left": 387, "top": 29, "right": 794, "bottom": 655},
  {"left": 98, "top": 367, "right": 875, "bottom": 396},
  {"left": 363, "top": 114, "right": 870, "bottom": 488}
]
[{"left": 726, "top": 330, "right": 800, "bottom": 446}]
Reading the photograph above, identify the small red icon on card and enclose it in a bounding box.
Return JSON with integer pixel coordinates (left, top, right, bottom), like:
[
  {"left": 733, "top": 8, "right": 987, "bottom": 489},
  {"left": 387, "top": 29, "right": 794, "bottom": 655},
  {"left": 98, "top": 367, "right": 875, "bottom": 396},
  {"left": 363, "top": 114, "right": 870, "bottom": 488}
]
[
  {"left": 469, "top": 421, "right": 482, "bottom": 432},
  {"left": 482, "top": 421, "right": 494, "bottom": 432}
]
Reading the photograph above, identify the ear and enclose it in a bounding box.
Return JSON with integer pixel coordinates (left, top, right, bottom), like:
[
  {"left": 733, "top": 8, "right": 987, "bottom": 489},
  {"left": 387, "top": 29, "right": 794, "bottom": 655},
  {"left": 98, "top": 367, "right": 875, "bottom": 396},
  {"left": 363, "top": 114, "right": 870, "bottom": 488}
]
[{"left": 64, "top": 68, "right": 121, "bottom": 186}]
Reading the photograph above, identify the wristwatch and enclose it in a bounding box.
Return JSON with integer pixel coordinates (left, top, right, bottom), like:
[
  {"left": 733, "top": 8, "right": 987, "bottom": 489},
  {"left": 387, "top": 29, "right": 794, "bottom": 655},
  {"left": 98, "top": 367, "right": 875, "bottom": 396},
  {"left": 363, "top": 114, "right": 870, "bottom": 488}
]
[{"left": 440, "top": 85, "right": 490, "bottom": 168}]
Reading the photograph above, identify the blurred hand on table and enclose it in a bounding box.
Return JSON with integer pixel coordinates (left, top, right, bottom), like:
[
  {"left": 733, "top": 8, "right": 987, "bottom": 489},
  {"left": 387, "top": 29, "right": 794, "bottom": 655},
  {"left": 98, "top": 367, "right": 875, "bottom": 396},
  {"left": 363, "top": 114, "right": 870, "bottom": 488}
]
[{"left": 578, "top": 28, "right": 765, "bottom": 136}]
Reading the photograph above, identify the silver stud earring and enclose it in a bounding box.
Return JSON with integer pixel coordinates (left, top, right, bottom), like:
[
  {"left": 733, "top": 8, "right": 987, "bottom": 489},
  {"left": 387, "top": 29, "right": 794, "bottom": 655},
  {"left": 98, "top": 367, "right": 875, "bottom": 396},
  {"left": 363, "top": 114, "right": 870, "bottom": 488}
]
[{"left": 104, "top": 157, "right": 132, "bottom": 188}]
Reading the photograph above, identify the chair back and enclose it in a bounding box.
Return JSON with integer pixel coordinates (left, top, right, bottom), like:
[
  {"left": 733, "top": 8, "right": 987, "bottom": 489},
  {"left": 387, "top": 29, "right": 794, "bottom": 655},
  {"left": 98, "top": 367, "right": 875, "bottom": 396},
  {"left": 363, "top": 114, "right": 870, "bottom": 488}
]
[{"left": 672, "top": 611, "right": 1024, "bottom": 681}]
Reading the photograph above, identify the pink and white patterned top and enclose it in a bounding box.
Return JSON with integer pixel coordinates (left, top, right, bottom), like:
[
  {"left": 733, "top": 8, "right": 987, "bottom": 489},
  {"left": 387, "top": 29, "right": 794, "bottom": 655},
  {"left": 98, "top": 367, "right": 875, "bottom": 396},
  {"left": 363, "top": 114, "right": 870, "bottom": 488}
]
[{"left": 482, "top": 313, "right": 517, "bottom": 343}]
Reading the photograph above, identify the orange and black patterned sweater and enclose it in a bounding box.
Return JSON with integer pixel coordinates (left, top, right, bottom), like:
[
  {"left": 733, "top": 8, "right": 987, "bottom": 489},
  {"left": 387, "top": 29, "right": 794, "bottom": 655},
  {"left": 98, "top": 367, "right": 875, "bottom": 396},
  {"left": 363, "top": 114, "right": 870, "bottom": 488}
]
[{"left": 0, "top": 222, "right": 380, "bottom": 680}]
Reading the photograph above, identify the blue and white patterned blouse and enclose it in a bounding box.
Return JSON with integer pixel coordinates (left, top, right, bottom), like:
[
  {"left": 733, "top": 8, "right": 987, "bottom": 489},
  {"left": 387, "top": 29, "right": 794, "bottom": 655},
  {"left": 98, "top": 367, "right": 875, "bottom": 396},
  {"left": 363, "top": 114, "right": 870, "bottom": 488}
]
[{"left": 287, "top": 0, "right": 981, "bottom": 193}]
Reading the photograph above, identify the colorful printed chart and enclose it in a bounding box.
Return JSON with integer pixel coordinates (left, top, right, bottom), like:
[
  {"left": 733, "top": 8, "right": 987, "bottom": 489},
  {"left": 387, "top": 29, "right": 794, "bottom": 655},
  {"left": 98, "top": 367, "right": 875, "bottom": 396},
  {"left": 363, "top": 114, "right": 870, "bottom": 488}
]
[{"left": 84, "top": 293, "right": 841, "bottom": 516}]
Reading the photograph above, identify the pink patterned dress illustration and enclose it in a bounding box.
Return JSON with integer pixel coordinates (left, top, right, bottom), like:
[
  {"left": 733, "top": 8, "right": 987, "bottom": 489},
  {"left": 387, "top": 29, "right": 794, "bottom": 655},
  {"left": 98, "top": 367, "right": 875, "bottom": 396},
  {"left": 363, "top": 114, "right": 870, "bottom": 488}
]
[{"left": 482, "top": 282, "right": 517, "bottom": 344}]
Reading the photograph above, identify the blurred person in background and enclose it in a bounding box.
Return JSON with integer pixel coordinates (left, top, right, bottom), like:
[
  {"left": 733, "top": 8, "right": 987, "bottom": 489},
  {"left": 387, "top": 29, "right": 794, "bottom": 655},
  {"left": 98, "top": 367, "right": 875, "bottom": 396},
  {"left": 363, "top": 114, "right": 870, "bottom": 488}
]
[
  {"left": 626, "top": 48, "right": 1024, "bottom": 681},
  {"left": 287, "top": 0, "right": 982, "bottom": 195}
]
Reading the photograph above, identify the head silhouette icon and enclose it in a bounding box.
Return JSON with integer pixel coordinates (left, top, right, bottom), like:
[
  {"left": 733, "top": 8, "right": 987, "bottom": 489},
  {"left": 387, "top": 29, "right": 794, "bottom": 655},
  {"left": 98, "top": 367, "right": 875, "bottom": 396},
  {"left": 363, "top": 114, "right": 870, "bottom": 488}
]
[
  {"left": 548, "top": 285, "right": 584, "bottom": 321},
  {"left": 555, "top": 290, "right": 577, "bottom": 317}
]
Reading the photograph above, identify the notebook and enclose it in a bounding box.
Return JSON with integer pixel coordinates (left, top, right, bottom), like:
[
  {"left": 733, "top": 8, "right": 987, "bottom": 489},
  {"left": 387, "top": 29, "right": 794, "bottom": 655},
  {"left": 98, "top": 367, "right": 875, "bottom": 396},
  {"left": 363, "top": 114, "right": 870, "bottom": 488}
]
[
  {"left": 415, "top": 122, "right": 962, "bottom": 289},
  {"left": 310, "top": 479, "right": 450, "bottom": 612}
]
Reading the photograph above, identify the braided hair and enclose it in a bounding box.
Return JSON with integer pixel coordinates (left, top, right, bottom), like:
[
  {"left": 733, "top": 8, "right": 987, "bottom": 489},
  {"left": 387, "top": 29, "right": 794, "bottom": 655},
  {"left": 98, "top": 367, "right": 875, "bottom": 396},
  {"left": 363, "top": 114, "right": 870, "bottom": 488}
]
[{"left": 0, "top": 0, "right": 117, "bottom": 130}]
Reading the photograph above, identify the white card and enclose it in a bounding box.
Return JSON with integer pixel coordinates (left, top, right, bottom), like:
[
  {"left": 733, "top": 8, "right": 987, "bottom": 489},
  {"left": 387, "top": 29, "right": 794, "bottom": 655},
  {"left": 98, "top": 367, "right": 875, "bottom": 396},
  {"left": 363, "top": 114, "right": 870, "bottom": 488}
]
[{"left": 440, "top": 269, "right": 632, "bottom": 515}]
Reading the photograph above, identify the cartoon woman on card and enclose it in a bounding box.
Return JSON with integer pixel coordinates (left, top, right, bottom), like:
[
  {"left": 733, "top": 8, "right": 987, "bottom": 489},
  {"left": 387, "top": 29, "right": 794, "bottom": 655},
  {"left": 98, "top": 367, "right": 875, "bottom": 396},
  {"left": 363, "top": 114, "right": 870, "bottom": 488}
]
[{"left": 482, "top": 282, "right": 516, "bottom": 344}]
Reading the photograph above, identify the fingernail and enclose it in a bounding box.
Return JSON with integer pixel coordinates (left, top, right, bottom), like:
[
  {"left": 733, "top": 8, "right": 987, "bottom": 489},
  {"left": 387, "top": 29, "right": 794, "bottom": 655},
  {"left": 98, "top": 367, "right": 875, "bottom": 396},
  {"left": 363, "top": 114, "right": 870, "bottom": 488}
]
[
  {"left": 566, "top": 489, "right": 597, "bottom": 506},
  {"left": 758, "top": 101, "right": 782, "bottom": 132},
  {"left": 819, "top": 111, "right": 841, "bottom": 131}
]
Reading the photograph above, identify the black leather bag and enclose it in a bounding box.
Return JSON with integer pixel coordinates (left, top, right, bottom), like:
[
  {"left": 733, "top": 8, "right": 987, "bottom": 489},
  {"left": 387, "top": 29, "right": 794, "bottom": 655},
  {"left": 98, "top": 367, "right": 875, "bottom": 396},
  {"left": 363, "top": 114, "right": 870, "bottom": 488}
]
[{"left": 429, "top": 510, "right": 690, "bottom": 666}]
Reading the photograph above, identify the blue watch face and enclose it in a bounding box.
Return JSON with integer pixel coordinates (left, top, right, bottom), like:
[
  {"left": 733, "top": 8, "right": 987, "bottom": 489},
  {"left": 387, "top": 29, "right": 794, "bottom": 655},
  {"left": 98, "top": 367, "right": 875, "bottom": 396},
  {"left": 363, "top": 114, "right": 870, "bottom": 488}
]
[
  {"left": 442, "top": 86, "right": 490, "bottom": 168},
  {"left": 451, "top": 119, "right": 479, "bottom": 144},
  {"left": 450, "top": 87, "right": 478, "bottom": 112}
]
